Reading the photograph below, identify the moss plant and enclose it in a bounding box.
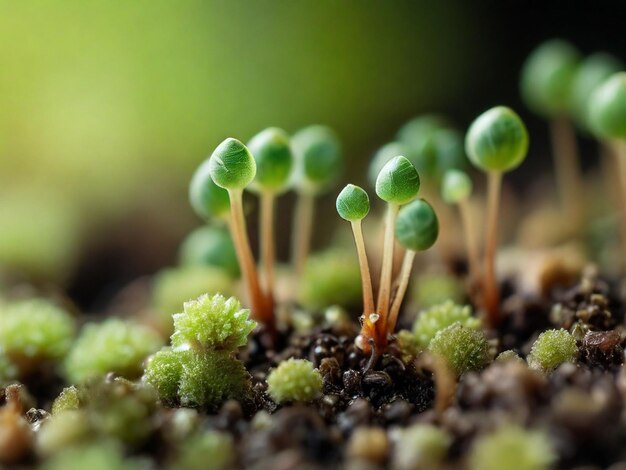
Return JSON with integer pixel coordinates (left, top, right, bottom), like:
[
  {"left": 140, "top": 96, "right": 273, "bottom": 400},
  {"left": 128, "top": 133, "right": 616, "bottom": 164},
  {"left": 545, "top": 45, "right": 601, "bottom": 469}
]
[
  {"left": 413, "top": 272, "right": 466, "bottom": 308},
  {"left": 51, "top": 386, "right": 80, "bottom": 415},
  {"left": 291, "top": 125, "right": 342, "bottom": 276},
  {"left": 298, "top": 248, "right": 362, "bottom": 311},
  {"left": 389, "top": 199, "right": 439, "bottom": 336},
  {"left": 0, "top": 299, "right": 75, "bottom": 376},
  {"left": 413, "top": 300, "right": 480, "bottom": 348},
  {"left": 144, "top": 293, "right": 254, "bottom": 409},
  {"left": 521, "top": 39, "right": 582, "bottom": 226},
  {"left": 247, "top": 127, "right": 294, "bottom": 300},
  {"left": 36, "top": 410, "right": 90, "bottom": 458},
  {"left": 178, "top": 226, "right": 240, "bottom": 278},
  {"left": 172, "top": 431, "right": 235, "bottom": 470},
  {"left": 41, "top": 441, "right": 149, "bottom": 470},
  {"left": 392, "top": 424, "right": 451, "bottom": 470},
  {"left": 441, "top": 169, "right": 479, "bottom": 284},
  {"left": 193, "top": 137, "right": 272, "bottom": 325},
  {"left": 266, "top": 358, "right": 323, "bottom": 403},
  {"left": 152, "top": 266, "right": 235, "bottom": 331},
  {"left": 428, "top": 322, "right": 490, "bottom": 376},
  {"left": 64, "top": 318, "right": 163, "bottom": 383},
  {"left": 469, "top": 425, "right": 556, "bottom": 470},
  {"left": 465, "top": 106, "right": 529, "bottom": 327},
  {"left": 527, "top": 328, "right": 577, "bottom": 372}
]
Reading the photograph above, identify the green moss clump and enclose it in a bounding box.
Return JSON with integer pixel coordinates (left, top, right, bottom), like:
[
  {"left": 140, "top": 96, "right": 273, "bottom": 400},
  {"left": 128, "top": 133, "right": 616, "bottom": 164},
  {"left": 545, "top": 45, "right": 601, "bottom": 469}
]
[
  {"left": 413, "top": 301, "right": 480, "bottom": 348},
  {"left": 51, "top": 386, "right": 80, "bottom": 415},
  {"left": 152, "top": 266, "right": 236, "bottom": 329},
  {"left": 496, "top": 350, "right": 524, "bottom": 363},
  {"left": 64, "top": 318, "right": 163, "bottom": 383},
  {"left": 413, "top": 273, "right": 465, "bottom": 308},
  {"left": 143, "top": 348, "right": 182, "bottom": 403},
  {"left": 393, "top": 424, "right": 451, "bottom": 470},
  {"left": 469, "top": 425, "right": 556, "bottom": 470},
  {"left": 171, "top": 293, "right": 256, "bottom": 351},
  {"left": 178, "top": 226, "right": 240, "bottom": 278},
  {"left": 172, "top": 431, "right": 235, "bottom": 470},
  {"left": 0, "top": 299, "right": 75, "bottom": 377},
  {"left": 527, "top": 328, "right": 577, "bottom": 372},
  {"left": 41, "top": 441, "right": 149, "bottom": 470},
  {"left": 395, "top": 330, "right": 422, "bottom": 364},
  {"left": 267, "top": 358, "right": 323, "bottom": 403},
  {"left": 429, "top": 323, "right": 490, "bottom": 376},
  {"left": 298, "top": 249, "right": 362, "bottom": 311}
]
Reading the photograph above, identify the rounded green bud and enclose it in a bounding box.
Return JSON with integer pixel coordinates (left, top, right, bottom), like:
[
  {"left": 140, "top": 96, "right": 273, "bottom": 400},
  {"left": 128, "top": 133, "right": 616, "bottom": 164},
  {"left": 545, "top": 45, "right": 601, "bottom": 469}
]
[
  {"left": 179, "top": 226, "right": 240, "bottom": 278},
  {"left": 266, "top": 358, "right": 323, "bottom": 403},
  {"left": 589, "top": 72, "right": 626, "bottom": 140},
  {"left": 428, "top": 322, "right": 490, "bottom": 376},
  {"left": 368, "top": 141, "right": 407, "bottom": 186},
  {"left": 336, "top": 184, "right": 370, "bottom": 221},
  {"left": 247, "top": 127, "right": 294, "bottom": 193},
  {"left": 520, "top": 39, "right": 580, "bottom": 116},
  {"left": 527, "top": 328, "right": 577, "bottom": 372},
  {"left": 291, "top": 125, "right": 342, "bottom": 193},
  {"left": 465, "top": 106, "right": 529, "bottom": 172},
  {"left": 433, "top": 128, "right": 466, "bottom": 176},
  {"left": 571, "top": 53, "right": 623, "bottom": 129},
  {"left": 208, "top": 138, "right": 256, "bottom": 190},
  {"left": 441, "top": 169, "right": 472, "bottom": 204},
  {"left": 397, "top": 115, "right": 447, "bottom": 177},
  {"left": 189, "top": 159, "right": 230, "bottom": 221},
  {"left": 375, "top": 156, "right": 420, "bottom": 205},
  {"left": 397, "top": 115, "right": 447, "bottom": 149},
  {"left": 395, "top": 199, "right": 438, "bottom": 252}
]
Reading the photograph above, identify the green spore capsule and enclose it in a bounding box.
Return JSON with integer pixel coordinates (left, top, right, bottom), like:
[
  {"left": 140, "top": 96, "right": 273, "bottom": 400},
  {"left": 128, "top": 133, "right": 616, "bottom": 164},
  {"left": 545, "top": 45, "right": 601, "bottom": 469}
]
[
  {"left": 336, "top": 184, "right": 370, "bottom": 221},
  {"left": 465, "top": 106, "right": 529, "bottom": 172},
  {"left": 291, "top": 125, "right": 342, "bottom": 193},
  {"left": 441, "top": 169, "right": 472, "bottom": 204},
  {"left": 179, "top": 226, "right": 240, "bottom": 278},
  {"left": 397, "top": 115, "right": 447, "bottom": 177},
  {"left": 376, "top": 156, "right": 421, "bottom": 205},
  {"left": 247, "top": 127, "right": 294, "bottom": 193},
  {"left": 208, "top": 138, "right": 257, "bottom": 190},
  {"left": 395, "top": 199, "right": 439, "bottom": 252},
  {"left": 368, "top": 141, "right": 407, "bottom": 186},
  {"left": 589, "top": 72, "right": 626, "bottom": 140},
  {"left": 520, "top": 39, "right": 580, "bottom": 116},
  {"left": 189, "top": 160, "right": 230, "bottom": 221},
  {"left": 433, "top": 128, "right": 467, "bottom": 176},
  {"left": 571, "top": 53, "right": 623, "bottom": 129}
]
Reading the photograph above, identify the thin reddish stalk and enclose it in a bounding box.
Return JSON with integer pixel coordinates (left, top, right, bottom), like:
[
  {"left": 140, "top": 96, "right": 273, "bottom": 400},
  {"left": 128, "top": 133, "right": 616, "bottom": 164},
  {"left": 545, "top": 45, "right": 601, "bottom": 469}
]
[
  {"left": 376, "top": 203, "right": 399, "bottom": 334},
  {"left": 387, "top": 249, "right": 416, "bottom": 335},
  {"left": 259, "top": 192, "right": 276, "bottom": 301},
  {"left": 291, "top": 192, "right": 314, "bottom": 278},
  {"left": 483, "top": 171, "right": 502, "bottom": 327}
]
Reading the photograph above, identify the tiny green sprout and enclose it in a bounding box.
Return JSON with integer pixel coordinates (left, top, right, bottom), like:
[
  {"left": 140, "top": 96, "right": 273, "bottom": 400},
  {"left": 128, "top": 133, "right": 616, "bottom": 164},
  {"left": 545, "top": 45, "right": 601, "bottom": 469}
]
[
  {"left": 465, "top": 106, "right": 528, "bottom": 327},
  {"left": 189, "top": 160, "right": 230, "bottom": 222},
  {"left": 387, "top": 199, "right": 439, "bottom": 336},
  {"left": 520, "top": 39, "right": 580, "bottom": 117},
  {"left": 376, "top": 155, "right": 421, "bottom": 205},
  {"left": 247, "top": 127, "right": 294, "bottom": 299},
  {"left": 64, "top": 318, "right": 163, "bottom": 383},
  {"left": 392, "top": 424, "right": 451, "bottom": 470},
  {"left": 0, "top": 299, "right": 75, "bottom": 377},
  {"left": 413, "top": 300, "right": 480, "bottom": 348},
  {"left": 51, "top": 386, "right": 80, "bottom": 415},
  {"left": 527, "top": 328, "right": 577, "bottom": 372},
  {"left": 171, "top": 293, "right": 256, "bottom": 351},
  {"left": 202, "top": 137, "right": 272, "bottom": 326},
  {"left": 152, "top": 266, "right": 235, "bottom": 333},
  {"left": 291, "top": 125, "right": 343, "bottom": 278},
  {"left": 336, "top": 184, "right": 375, "bottom": 326},
  {"left": 429, "top": 322, "right": 490, "bottom": 376},
  {"left": 469, "top": 425, "right": 556, "bottom": 470},
  {"left": 179, "top": 225, "right": 240, "bottom": 278},
  {"left": 368, "top": 141, "right": 407, "bottom": 187},
  {"left": 589, "top": 72, "right": 626, "bottom": 141},
  {"left": 441, "top": 169, "right": 479, "bottom": 285},
  {"left": 571, "top": 52, "right": 623, "bottom": 130},
  {"left": 266, "top": 358, "right": 323, "bottom": 403}
]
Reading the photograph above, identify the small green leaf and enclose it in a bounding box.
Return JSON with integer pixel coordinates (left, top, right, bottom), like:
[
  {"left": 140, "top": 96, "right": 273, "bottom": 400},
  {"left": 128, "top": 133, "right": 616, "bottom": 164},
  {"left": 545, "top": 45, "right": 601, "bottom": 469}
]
[
  {"left": 465, "top": 106, "right": 529, "bottom": 172},
  {"left": 395, "top": 199, "right": 438, "bottom": 251},
  {"left": 247, "top": 127, "right": 294, "bottom": 193},
  {"left": 189, "top": 160, "right": 230, "bottom": 221},
  {"left": 375, "top": 156, "right": 420, "bottom": 205},
  {"left": 336, "top": 184, "right": 370, "bottom": 221},
  {"left": 208, "top": 138, "right": 256, "bottom": 190},
  {"left": 589, "top": 72, "right": 626, "bottom": 140},
  {"left": 441, "top": 169, "right": 472, "bottom": 204}
]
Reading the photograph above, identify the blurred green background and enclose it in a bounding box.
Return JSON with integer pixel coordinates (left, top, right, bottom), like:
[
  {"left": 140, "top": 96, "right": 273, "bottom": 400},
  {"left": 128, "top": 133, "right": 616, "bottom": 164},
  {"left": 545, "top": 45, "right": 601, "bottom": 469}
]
[{"left": 0, "top": 0, "right": 624, "bottom": 303}]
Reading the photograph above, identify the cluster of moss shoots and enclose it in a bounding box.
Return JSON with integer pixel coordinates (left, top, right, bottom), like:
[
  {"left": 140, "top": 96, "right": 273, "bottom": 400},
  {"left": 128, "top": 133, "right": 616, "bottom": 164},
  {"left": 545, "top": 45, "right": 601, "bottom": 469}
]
[{"left": 3, "top": 37, "right": 626, "bottom": 469}]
